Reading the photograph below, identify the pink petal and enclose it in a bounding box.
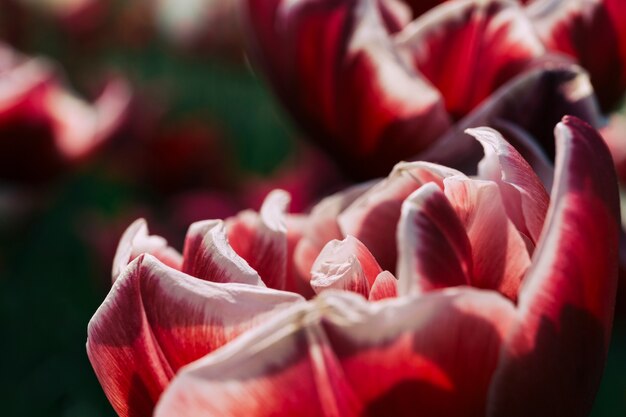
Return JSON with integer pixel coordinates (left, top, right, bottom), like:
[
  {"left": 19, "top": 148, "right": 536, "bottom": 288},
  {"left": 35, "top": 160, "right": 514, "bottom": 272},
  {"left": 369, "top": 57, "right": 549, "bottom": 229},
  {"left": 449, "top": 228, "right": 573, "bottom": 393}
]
[
  {"left": 528, "top": 0, "right": 626, "bottom": 111},
  {"left": 339, "top": 161, "right": 463, "bottom": 271},
  {"left": 368, "top": 270, "right": 398, "bottom": 301},
  {"left": 488, "top": 117, "right": 620, "bottom": 415},
  {"left": 156, "top": 289, "right": 516, "bottom": 417},
  {"left": 443, "top": 176, "right": 531, "bottom": 301},
  {"left": 396, "top": 182, "right": 472, "bottom": 296},
  {"left": 111, "top": 218, "right": 182, "bottom": 283},
  {"left": 395, "top": 0, "right": 545, "bottom": 119},
  {"left": 600, "top": 113, "right": 626, "bottom": 183},
  {"left": 155, "top": 301, "right": 363, "bottom": 417},
  {"left": 87, "top": 254, "right": 303, "bottom": 417},
  {"left": 226, "top": 190, "right": 290, "bottom": 290},
  {"left": 310, "top": 235, "right": 382, "bottom": 297},
  {"left": 469, "top": 126, "right": 550, "bottom": 245},
  {"left": 181, "top": 219, "right": 264, "bottom": 286}
]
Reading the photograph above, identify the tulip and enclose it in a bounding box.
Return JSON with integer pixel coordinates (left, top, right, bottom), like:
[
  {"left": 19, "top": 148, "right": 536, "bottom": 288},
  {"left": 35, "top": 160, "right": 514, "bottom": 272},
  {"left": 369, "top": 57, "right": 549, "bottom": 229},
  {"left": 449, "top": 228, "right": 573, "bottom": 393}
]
[
  {"left": 88, "top": 116, "right": 619, "bottom": 416},
  {"left": 0, "top": 43, "right": 131, "bottom": 183},
  {"left": 243, "top": 0, "right": 600, "bottom": 178}
]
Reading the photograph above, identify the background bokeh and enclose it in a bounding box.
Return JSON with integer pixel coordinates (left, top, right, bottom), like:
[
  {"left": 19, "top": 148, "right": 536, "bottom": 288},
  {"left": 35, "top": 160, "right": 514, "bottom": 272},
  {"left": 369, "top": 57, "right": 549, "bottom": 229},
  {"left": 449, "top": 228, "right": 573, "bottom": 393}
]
[{"left": 0, "top": 1, "right": 624, "bottom": 416}]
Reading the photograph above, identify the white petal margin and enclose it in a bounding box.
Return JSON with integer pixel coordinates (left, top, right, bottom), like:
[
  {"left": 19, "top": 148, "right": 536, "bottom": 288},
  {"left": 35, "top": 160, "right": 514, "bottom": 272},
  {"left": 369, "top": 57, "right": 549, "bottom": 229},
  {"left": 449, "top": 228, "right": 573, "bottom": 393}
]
[{"left": 111, "top": 218, "right": 182, "bottom": 283}]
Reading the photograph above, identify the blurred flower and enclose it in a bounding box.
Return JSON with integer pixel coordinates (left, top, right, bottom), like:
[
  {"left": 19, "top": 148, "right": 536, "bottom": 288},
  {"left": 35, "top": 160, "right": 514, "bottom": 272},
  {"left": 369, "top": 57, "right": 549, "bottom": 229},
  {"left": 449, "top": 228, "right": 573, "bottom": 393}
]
[
  {"left": 88, "top": 116, "right": 619, "bottom": 416},
  {"left": 243, "top": 0, "right": 602, "bottom": 178},
  {"left": 0, "top": 43, "right": 131, "bottom": 183}
]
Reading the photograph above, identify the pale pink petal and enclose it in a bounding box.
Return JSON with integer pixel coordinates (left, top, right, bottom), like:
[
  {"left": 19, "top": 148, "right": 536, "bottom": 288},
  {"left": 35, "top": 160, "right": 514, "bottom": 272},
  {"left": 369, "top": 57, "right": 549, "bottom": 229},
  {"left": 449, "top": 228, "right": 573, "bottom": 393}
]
[
  {"left": 469, "top": 126, "right": 549, "bottom": 244},
  {"left": 368, "top": 270, "right": 398, "bottom": 301},
  {"left": 111, "top": 218, "right": 182, "bottom": 283},
  {"left": 226, "top": 190, "right": 290, "bottom": 290},
  {"left": 87, "top": 254, "right": 304, "bottom": 417},
  {"left": 395, "top": 0, "right": 545, "bottom": 119},
  {"left": 600, "top": 113, "right": 626, "bottom": 183},
  {"left": 488, "top": 117, "right": 620, "bottom": 415},
  {"left": 181, "top": 219, "right": 264, "bottom": 286},
  {"left": 310, "top": 235, "right": 382, "bottom": 297},
  {"left": 396, "top": 183, "right": 472, "bottom": 296},
  {"left": 339, "top": 161, "right": 463, "bottom": 271},
  {"left": 443, "top": 176, "right": 531, "bottom": 301}
]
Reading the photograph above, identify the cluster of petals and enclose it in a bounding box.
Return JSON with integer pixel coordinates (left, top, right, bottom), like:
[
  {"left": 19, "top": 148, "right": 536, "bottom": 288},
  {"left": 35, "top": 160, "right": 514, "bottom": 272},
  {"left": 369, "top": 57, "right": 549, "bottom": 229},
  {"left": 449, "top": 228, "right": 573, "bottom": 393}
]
[
  {"left": 0, "top": 43, "right": 131, "bottom": 182},
  {"left": 242, "top": 0, "right": 623, "bottom": 178},
  {"left": 87, "top": 116, "right": 619, "bottom": 416}
]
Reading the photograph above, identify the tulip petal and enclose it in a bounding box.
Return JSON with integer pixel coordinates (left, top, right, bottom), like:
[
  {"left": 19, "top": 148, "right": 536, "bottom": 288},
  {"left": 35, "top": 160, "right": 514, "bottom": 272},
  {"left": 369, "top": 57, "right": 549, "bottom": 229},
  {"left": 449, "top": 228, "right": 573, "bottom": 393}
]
[
  {"left": 87, "top": 254, "right": 304, "bottom": 417},
  {"left": 111, "top": 218, "right": 182, "bottom": 283},
  {"left": 156, "top": 289, "right": 516, "bottom": 417},
  {"left": 181, "top": 219, "right": 264, "bottom": 286},
  {"left": 396, "top": 182, "right": 472, "bottom": 296},
  {"left": 395, "top": 0, "right": 544, "bottom": 119},
  {"left": 310, "top": 236, "right": 382, "bottom": 297},
  {"left": 469, "top": 126, "right": 549, "bottom": 244},
  {"left": 443, "top": 176, "right": 531, "bottom": 301},
  {"left": 226, "top": 190, "right": 290, "bottom": 290},
  {"left": 488, "top": 117, "right": 620, "bottom": 415},
  {"left": 368, "top": 270, "right": 398, "bottom": 301},
  {"left": 339, "top": 161, "right": 464, "bottom": 271},
  {"left": 528, "top": 0, "right": 626, "bottom": 110}
]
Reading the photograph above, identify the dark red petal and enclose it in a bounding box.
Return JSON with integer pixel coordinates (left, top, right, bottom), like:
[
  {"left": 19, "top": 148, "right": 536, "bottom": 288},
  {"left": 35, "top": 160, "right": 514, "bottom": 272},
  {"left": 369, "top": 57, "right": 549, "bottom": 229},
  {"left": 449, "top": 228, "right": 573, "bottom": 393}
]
[
  {"left": 488, "top": 117, "right": 620, "bottom": 415},
  {"left": 87, "top": 255, "right": 303, "bottom": 417},
  {"left": 529, "top": 0, "right": 626, "bottom": 110},
  {"left": 310, "top": 235, "right": 382, "bottom": 297},
  {"left": 368, "top": 270, "right": 398, "bottom": 301},
  {"left": 339, "top": 161, "right": 463, "bottom": 271},
  {"left": 112, "top": 218, "right": 182, "bottom": 283},
  {"left": 396, "top": 183, "right": 472, "bottom": 296},
  {"left": 395, "top": 0, "right": 544, "bottom": 119},
  {"left": 181, "top": 219, "right": 264, "bottom": 286},
  {"left": 226, "top": 190, "right": 290, "bottom": 290},
  {"left": 469, "top": 126, "right": 549, "bottom": 245}
]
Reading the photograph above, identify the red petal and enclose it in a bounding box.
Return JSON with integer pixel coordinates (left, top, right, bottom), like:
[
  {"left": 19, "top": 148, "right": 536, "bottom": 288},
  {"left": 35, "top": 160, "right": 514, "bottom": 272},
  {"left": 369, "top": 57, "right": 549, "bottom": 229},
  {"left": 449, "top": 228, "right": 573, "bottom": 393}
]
[
  {"left": 112, "top": 218, "right": 182, "bottom": 283},
  {"left": 469, "top": 126, "right": 549, "bottom": 245},
  {"left": 339, "top": 161, "right": 463, "bottom": 272},
  {"left": 443, "top": 176, "right": 531, "bottom": 301},
  {"left": 87, "top": 255, "right": 303, "bottom": 417},
  {"left": 310, "top": 235, "right": 382, "bottom": 297},
  {"left": 528, "top": 0, "right": 626, "bottom": 110},
  {"left": 368, "top": 270, "right": 398, "bottom": 301},
  {"left": 226, "top": 190, "right": 290, "bottom": 290},
  {"left": 395, "top": 0, "right": 544, "bottom": 119},
  {"left": 396, "top": 182, "right": 472, "bottom": 296},
  {"left": 488, "top": 117, "right": 620, "bottom": 415},
  {"left": 181, "top": 219, "right": 264, "bottom": 286}
]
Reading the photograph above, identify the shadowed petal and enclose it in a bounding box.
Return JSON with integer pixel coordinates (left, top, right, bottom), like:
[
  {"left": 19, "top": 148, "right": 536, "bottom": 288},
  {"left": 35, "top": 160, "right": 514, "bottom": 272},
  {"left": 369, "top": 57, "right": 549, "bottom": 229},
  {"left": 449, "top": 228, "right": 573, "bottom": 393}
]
[
  {"left": 488, "top": 117, "right": 620, "bottom": 415},
  {"left": 112, "top": 218, "right": 182, "bottom": 283},
  {"left": 182, "top": 220, "right": 264, "bottom": 286},
  {"left": 87, "top": 255, "right": 304, "bottom": 417},
  {"left": 339, "top": 161, "right": 463, "bottom": 271}
]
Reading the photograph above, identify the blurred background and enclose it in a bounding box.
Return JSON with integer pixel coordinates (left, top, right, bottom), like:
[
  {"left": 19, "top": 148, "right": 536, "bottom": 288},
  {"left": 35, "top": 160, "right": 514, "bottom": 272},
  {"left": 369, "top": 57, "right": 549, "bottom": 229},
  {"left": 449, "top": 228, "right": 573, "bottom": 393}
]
[{"left": 0, "top": 0, "right": 623, "bottom": 416}]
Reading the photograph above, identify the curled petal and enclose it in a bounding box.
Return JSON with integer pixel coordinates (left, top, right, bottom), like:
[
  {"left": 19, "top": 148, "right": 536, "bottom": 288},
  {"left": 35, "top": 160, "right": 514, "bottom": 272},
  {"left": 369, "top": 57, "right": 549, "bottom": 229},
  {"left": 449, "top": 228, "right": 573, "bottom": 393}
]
[
  {"left": 444, "top": 176, "right": 531, "bottom": 301},
  {"left": 111, "top": 218, "right": 182, "bottom": 283},
  {"left": 395, "top": 0, "right": 545, "bottom": 118},
  {"left": 226, "top": 190, "right": 290, "bottom": 290},
  {"left": 396, "top": 183, "right": 472, "bottom": 296},
  {"left": 368, "top": 271, "right": 398, "bottom": 301},
  {"left": 339, "top": 161, "right": 464, "bottom": 271},
  {"left": 310, "top": 235, "right": 382, "bottom": 297},
  {"left": 87, "top": 255, "right": 304, "bottom": 417},
  {"left": 469, "top": 126, "right": 549, "bottom": 244},
  {"left": 489, "top": 117, "right": 620, "bottom": 415},
  {"left": 182, "top": 219, "right": 264, "bottom": 286}
]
